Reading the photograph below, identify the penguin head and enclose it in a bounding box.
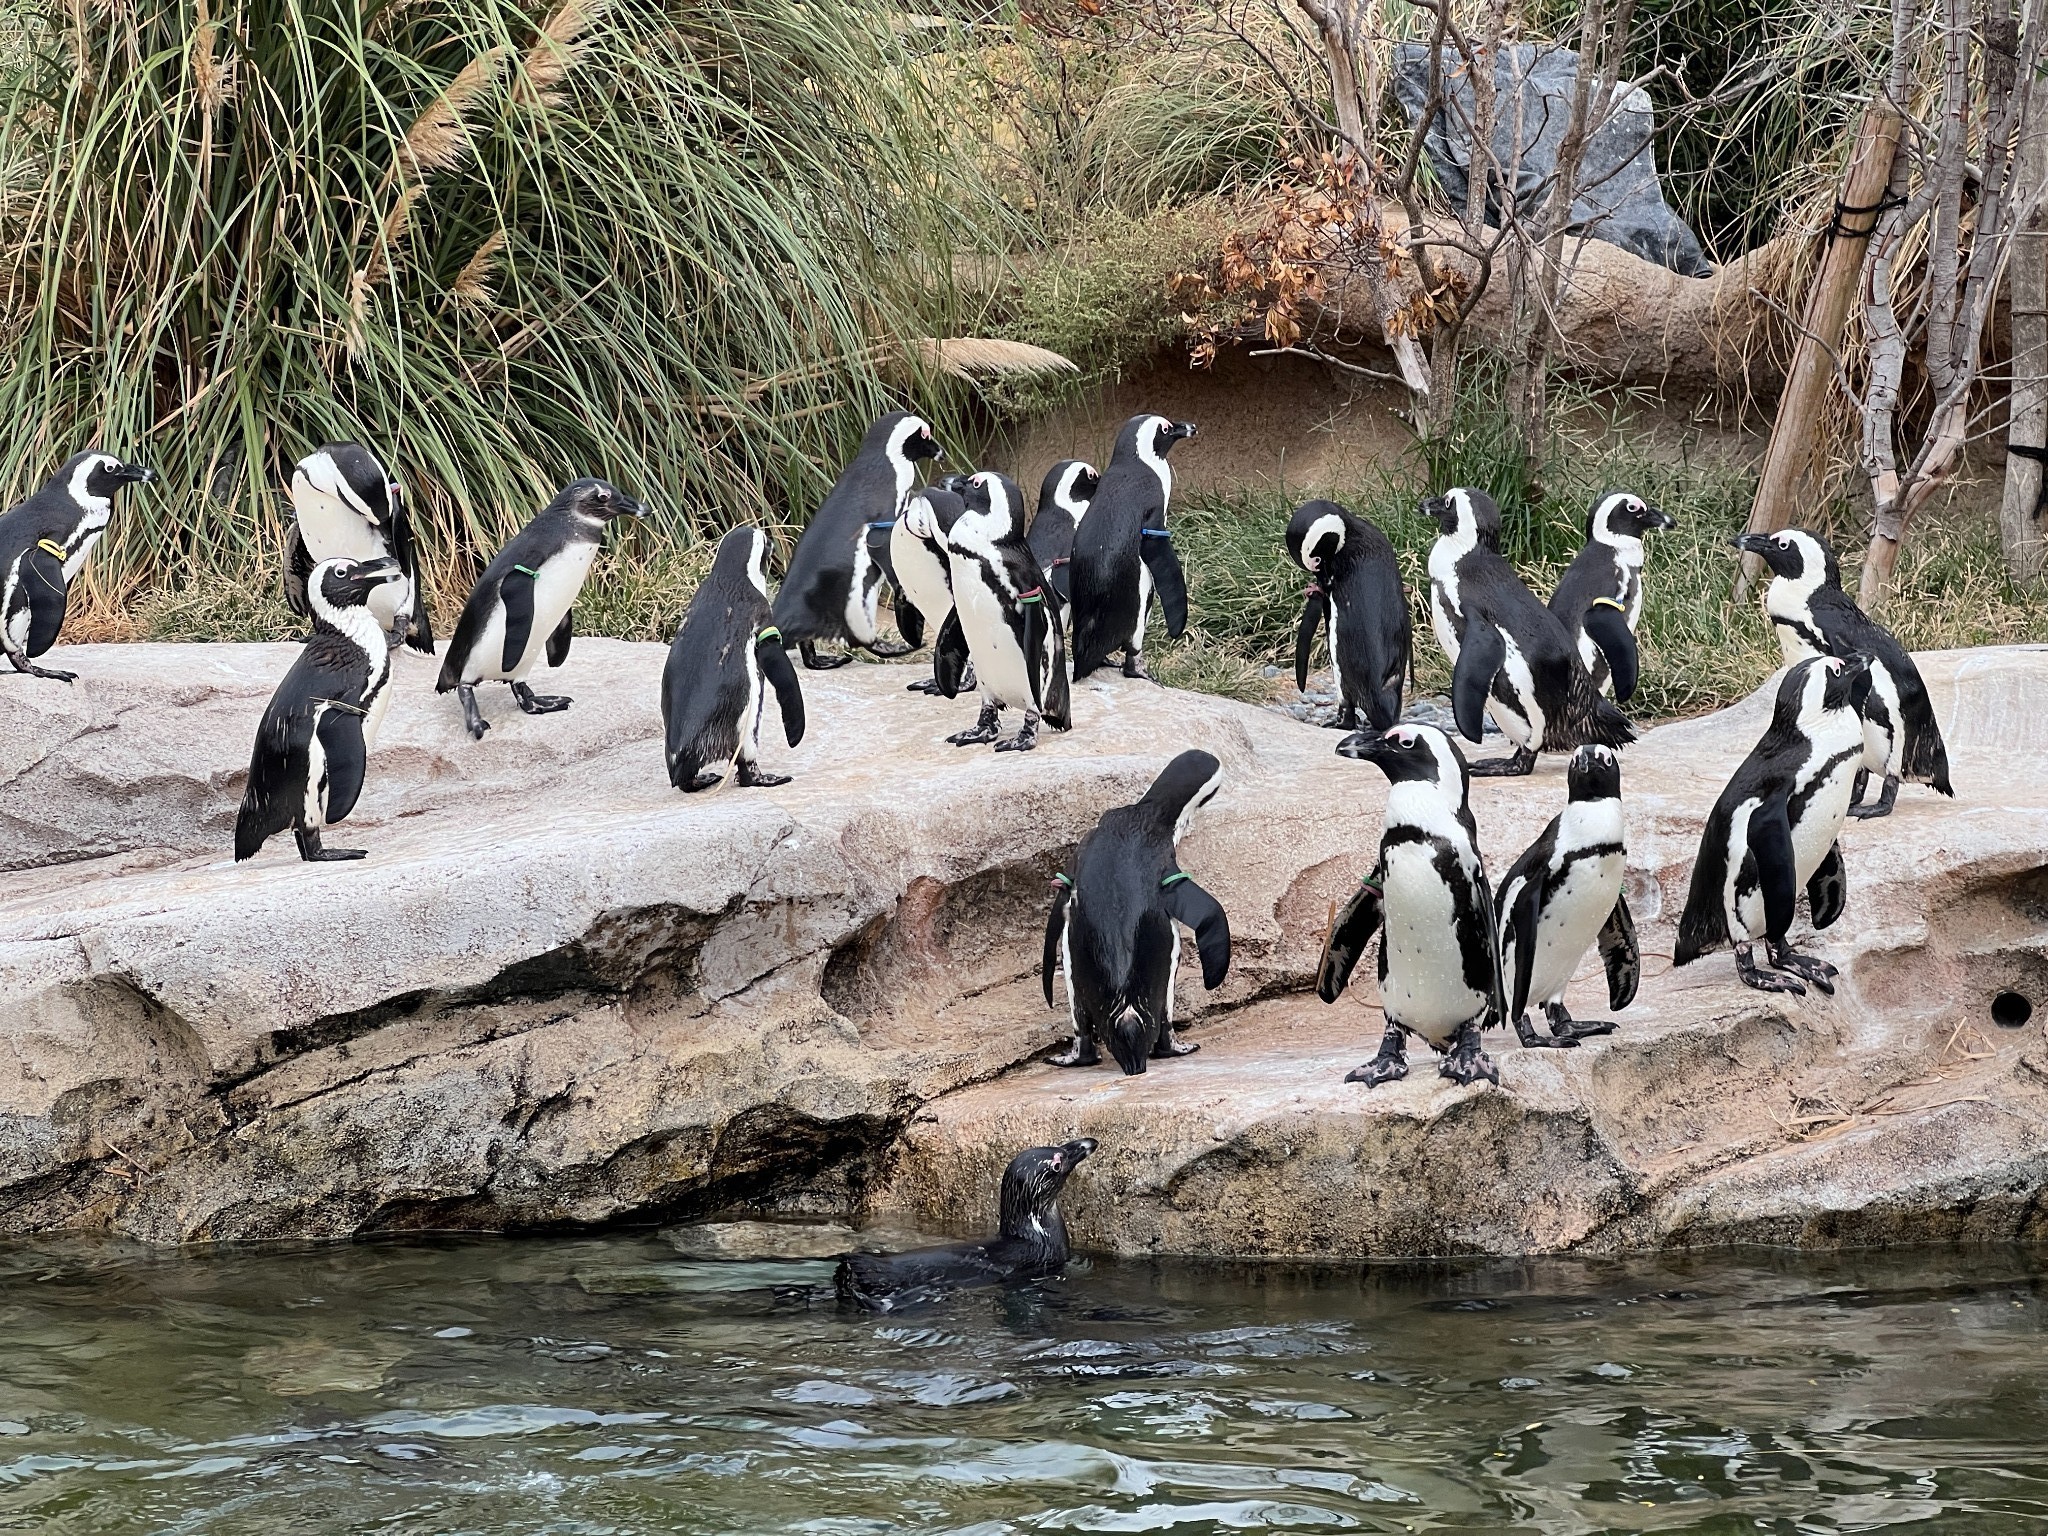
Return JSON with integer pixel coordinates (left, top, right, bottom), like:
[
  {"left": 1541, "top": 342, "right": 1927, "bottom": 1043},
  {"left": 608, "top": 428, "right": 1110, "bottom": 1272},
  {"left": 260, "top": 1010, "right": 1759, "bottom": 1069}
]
[
  {"left": 1286, "top": 499, "right": 1352, "bottom": 574},
  {"left": 1590, "top": 491, "right": 1673, "bottom": 544},
  {"left": 558, "top": 478, "right": 645, "bottom": 524},
  {"left": 1733, "top": 528, "right": 1837, "bottom": 587},
  {"left": 874, "top": 412, "right": 944, "bottom": 470},
  {"left": 711, "top": 526, "right": 771, "bottom": 594},
  {"left": 958, "top": 471, "right": 1027, "bottom": 539},
  {"left": 1782, "top": 652, "right": 1871, "bottom": 727},
  {"left": 1121, "top": 415, "right": 1197, "bottom": 471},
  {"left": 1566, "top": 743, "right": 1622, "bottom": 803},
  {"left": 55, "top": 450, "right": 155, "bottom": 507},
  {"left": 1039, "top": 460, "right": 1099, "bottom": 522},
  {"left": 1141, "top": 748, "right": 1224, "bottom": 842},
  {"left": 1107, "top": 1007, "right": 1152, "bottom": 1076},
  {"left": 295, "top": 443, "right": 400, "bottom": 530},
  {"left": 1339, "top": 722, "right": 1467, "bottom": 793},
  {"left": 997, "top": 1138, "right": 1097, "bottom": 1237},
  {"left": 311, "top": 555, "right": 403, "bottom": 613},
  {"left": 1420, "top": 487, "right": 1500, "bottom": 547}
]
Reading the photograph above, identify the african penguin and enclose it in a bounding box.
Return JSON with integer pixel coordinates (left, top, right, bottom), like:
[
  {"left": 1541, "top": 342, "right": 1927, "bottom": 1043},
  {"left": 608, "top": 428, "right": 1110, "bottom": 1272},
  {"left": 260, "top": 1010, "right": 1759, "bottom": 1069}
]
[
  {"left": 662, "top": 527, "right": 805, "bottom": 792},
  {"left": 0, "top": 450, "right": 155, "bottom": 682},
  {"left": 1044, "top": 749, "right": 1230, "bottom": 1074},
  {"left": 1733, "top": 527, "right": 1952, "bottom": 819},
  {"left": 1069, "top": 415, "right": 1196, "bottom": 681},
  {"left": 1028, "top": 459, "right": 1099, "bottom": 606},
  {"left": 1674, "top": 653, "right": 1873, "bottom": 995},
  {"left": 1548, "top": 490, "right": 1673, "bottom": 702},
  {"left": 1423, "top": 487, "right": 1634, "bottom": 775},
  {"left": 772, "top": 412, "right": 943, "bottom": 670},
  {"left": 1317, "top": 723, "right": 1504, "bottom": 1088},
  {"left": 934, "top": 470, "right": 1071, "bottom": 753},
  {"left": 889, "top": 487, "right": 970, "bottom": 695},
  {"left": 234, "top": 556, "right": 405, "bottom": 863},
  {"left": 1495, "top": 744, "right": 1639, "bottom": 1049},
  {"left": 1285, "top": 498, "right": 1410, "bottom": 735},
  {"left": 435, "top": 478, "right": 644, "bottom": 739},
  {"left": 286, "top": 443, "right": 433, "bottom": 653}
]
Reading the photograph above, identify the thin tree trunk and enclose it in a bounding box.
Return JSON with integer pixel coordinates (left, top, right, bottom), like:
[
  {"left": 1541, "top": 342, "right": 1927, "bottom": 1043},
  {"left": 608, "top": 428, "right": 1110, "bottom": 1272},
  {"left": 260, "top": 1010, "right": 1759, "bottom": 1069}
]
[{"left": 2000, "top": 7, "right": 2048, "bottom": 583}]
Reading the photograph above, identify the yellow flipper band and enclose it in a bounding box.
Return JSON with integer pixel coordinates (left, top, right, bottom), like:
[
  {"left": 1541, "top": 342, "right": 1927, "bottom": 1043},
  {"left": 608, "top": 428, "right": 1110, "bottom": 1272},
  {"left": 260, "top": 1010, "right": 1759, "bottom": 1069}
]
[
  {"left": 36, "top": 539, "right": 66, "bottom": 561},
  {"left": 1590, "top": 597, "right": 1626, "bottom": 613}
]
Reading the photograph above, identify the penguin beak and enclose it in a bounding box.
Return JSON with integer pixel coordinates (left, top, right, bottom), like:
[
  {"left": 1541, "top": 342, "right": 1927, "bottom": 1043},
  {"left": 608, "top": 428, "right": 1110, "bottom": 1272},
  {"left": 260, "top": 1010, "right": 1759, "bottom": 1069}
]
[
  {"left": 1645, "top": 505, "right": 1675, "bottom": 531},
  {"left": 1336, "top": 730, "right": 1391, "bottom": 765},
  {"left": 1169, "top": 422, "right": 1197, "bottom": 442},
  {"left": 1062, "top": 1138, "right": 1097, "bottom": 1164},
  {"left": 116, "top": 463, "right": 157, "bottom": 485},
  {"left": 1730, "top": 532, "right": 1771, "bottom": 556},
  {"left": 609, "top": 496, "right": 646, "bottom": 520}
]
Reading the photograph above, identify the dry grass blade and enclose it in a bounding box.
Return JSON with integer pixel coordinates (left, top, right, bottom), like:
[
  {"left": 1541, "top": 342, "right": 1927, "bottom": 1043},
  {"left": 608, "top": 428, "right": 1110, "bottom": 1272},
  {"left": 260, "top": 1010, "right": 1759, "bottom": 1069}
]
[
  {"left": 399, "top": 45, "right": 510, "bottom": 182},
  {"left": 189, "top": 0, "right": 233, "bottom": 113},
  {"left": 915, "top": 335, "right": 1079, "bottom": 381},
  {"left": 515, "top": 0, "right": 608, "bottom": 107},
  {"left": 449, "top": 229, "right": 506, "bottom": 313}
]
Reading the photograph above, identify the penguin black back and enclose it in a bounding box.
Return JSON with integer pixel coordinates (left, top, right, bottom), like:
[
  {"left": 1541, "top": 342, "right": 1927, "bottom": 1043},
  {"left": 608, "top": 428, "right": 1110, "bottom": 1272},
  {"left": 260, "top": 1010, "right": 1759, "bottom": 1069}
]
[
  {"left": 1028, "top": 460, "right": 1099, "bottom": 604},
  {"left": 662, "top": 527, "right": 805, "bottom": 792},
  {"left": 1285, "top": 498, "right": 1410, "bottom": 732},
  {"left": 0, "top": 450, "right": 156, "bottom": 682},
  {"left": 1069, "top": 415, "right": 1195, "bottom": 680}
]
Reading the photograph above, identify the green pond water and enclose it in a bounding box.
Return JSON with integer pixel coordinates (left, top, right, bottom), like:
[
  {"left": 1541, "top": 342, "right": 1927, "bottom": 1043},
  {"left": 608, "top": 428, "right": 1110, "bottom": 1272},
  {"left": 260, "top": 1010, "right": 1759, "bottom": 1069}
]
[{"left": 1, "top": 1233, "right": 2044, "bottom": 1534}]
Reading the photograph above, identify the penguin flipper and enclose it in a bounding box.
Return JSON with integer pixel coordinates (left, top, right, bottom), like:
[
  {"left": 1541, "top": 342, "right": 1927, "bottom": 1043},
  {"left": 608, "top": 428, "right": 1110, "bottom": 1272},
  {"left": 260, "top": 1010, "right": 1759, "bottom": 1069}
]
[
  {"left": 1038, "top": 600, "right": 1072, "bottom": 730},
  {"left": 1746, "top": 795, "right": 1800, "bottom": 942},
  {"left": 1581, "top": 598, "right": 1639, "bottom": 704},
  {"left": 1451, "top": 617, "right": 1506, "bottom": 745},
  {"left": 1499, "top": 874, "right": 1542, "bottom": 1023},
  {"left": 758, "top": 631, "right": 806, "bottom": 747},
  {"left": 21, "top": 545, "right": 69, "bottom": 657},
  {"left": 499, "top": 567, "right": 537, "bottom": 673},
  {"left": 1598, "top": 894, "right": 1640, "bottom": 1011},
  {"left": 235, "top": 704, "right": 315, "bottom": 860},
  {"left": 1294, "top": 589, "right": 1325, "bottom": 693},
  {"left": 1047, "top": 559, "right": 1072, "bottom": 605},
  {"left": 933, "top": 610, "right": 971, "bottom": 698},
  {"left": 1473, "top": 852, "right": 1508, "bottom": 1028},
  {"left": 1042, "top": 882, "right": 1070, "bottom": 1008},
  {"left": 1317, "top": 871, "right": 1384, "bottom": 1003},
  {"left": 1806, "top": 842, "right": 1847, "bottom": 931},
  {"left": 315, "top": 705, "right": 369, "bottom": 823},
  {"left": 390, "top": 507, "right": 435, "bottom": 652},
  {"left": 1161, "top": 876, "right": 1230, "bottom": 990},
  {"left": 895, "top": 595, "right": 926, "bottom": 652},
  {"left": 283, "top": 523, "right": 314, "bottom": 618},
  {"left": 546, "top": 609, "right": 572, "bottom": 668},
  {"left": 1140, "top": 528, "right": 1189, "bottom": 640}
]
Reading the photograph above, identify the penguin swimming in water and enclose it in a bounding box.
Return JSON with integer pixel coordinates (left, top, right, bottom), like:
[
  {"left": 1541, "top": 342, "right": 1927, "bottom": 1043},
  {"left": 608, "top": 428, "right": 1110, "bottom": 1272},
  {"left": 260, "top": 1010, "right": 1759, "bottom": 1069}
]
[
  {"left": 1547, "top": 490, "right": 1674, "bottom": 702},
  {"left": 1044, "top": 749, "right": 1230, "bottom": 1074},
  {"left": 661, "top": 527, "right": 805, "bottom": 792},
  {"left": 435, "top": 478, "right": 644, "bottom": 739},
  {"left": 285, "top": 443, "right": 433, "bottom": 654},
  {"left": 888, "top": 486, "right": 968, "bottom": 695},
  {"left": 934, "top": 471, "right": 1071, "bottom": 753},
  {"left": 773, "top": 412, "right": 944, "bottom": 670},
  {"left": 234, "top": 556, "right": 405, "bottom": 863},
  {"left": 0, "top": 450, "right": 156, "bottom": 682},
  {"left": 1318, "top": 723, "right": 1504, "bottom": 1087},
  {"left": 1495, "top": 744, "right": 1639, "bottom": 1048},
  {"left": 1027, "top": 459, "right": 1099, "bottom": 606},
  {"left": 1069, "top": 415, "right": 1196, "bottom": 681},
  {"left": 1732, "top": 527, "right": 1952, "bottom": 820},
  {"left": 1423, "top": 487, "right": 1635, "bottom": 775},
  {"left": 834, "top": 1139, "right": 1096, "bottom": 1311},
  {"left": 1285, "top": 498, "right": 1410, "bottom": 734},
  {"left": 1674, "top": 652, "right": 1872, "bottom": 995}
]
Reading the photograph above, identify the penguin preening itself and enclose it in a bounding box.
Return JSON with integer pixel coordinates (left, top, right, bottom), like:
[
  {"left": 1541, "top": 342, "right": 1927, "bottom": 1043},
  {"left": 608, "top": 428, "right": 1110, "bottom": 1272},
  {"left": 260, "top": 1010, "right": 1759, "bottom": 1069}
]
[
  {"left": 834, "top": 1139, "right": 1096, "bottom": 1312},
  {"left": 888, "top": 487, "right": 968, "bottom": 695},
  {"left": 1044, "top": 749, "right": 1230, "bottom": 1074},
  {"left": 661, "top": 527, "right": 805, "bottom": 792},
  {"left": 1548, "top": 490, "right": 1674, "bottom": 702},
  {"left": 234, "top": 556, "right": 405, "bottom": 863},
  {"left": 1285, "top": 498, "right": 1410, "bottom": 734},
  {"left": 1495, "top": 744, "right": 1639, "bottom": 1048},
  {"left": 0, "top": 450, "right": 156, "bottom": 682},
  {"left": 934, "top": 471, "right": 1071, "bottom": 753},
  {"left": 285, "top": 443, "right": 433, "bottom": 654},
  {"left": 773, "top": 412, "right": 944, "bottom": 670},
  {"left": 1028, "top": 459, "right": 1099, "bottom": 606},
  {"left": 1069, "top": 415, "right": 1196, "bottom": 681},
  {"left": 1674, "top": 653, "right": 1872, "bottom": 995},
  {"left": 1318, "top": 723, "right": 1504, "bottom": 1088},
  {"left": 1424, "top": 487, "right": 1634, "bottom": 776},
  {"left": 435, "top": 478, "right": 644, "bottom": 739},
  {"left": 1733, "top": 527, "right": 1952, "bottom": 820}
]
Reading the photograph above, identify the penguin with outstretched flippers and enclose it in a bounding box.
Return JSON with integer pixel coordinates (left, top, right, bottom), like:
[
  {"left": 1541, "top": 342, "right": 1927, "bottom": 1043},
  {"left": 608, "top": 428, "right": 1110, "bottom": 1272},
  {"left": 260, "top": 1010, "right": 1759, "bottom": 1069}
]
[
  {"left": 1285, "top": 498, "right": 1409, "bottom": 734},
  {"left": 661, "top": 527, "right": 805, "bottom": 792}
]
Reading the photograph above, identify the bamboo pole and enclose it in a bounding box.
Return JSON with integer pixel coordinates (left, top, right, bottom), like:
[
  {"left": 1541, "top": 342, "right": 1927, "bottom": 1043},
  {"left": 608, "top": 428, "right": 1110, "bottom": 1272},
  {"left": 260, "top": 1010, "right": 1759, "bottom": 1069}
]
[{"left": 1737, "top": 104, "right": 1902, "bottom": 596}]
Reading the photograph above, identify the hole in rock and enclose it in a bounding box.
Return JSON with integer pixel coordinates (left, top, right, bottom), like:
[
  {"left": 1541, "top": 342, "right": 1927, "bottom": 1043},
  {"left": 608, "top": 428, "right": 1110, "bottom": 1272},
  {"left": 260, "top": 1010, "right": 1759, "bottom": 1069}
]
[{"left": 1992, "top": 991, "right": 2034, "bottom": 1029}]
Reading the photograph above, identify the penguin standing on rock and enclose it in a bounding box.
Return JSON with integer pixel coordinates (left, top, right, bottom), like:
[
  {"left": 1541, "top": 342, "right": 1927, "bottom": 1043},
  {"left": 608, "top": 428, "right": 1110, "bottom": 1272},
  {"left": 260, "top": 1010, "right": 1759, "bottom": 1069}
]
[
  {"left": 435, "top": 478, "right": 644, "bottom": 739},
  {"left": 1044, "top": 749, "right": 1230, "bottom": 1074},
  {"left": 661, "top": 527, "right": 805, "bottom": 792},
  {"left": 888, "top": 487, "right": 968, "bottom": 695},
  {"left": 1733, "top": 527, "right": 1952, "bottom": 819},
  {"left": 1070, "top": 415, "right": 1196, "bottom": 681},
  {"left": 235, "top": 556, "right": 405, "bottom": 863},
  {"left": 1548, "top": 491, "right": 1673, "bottom": 702},
  {"left": 773, "top": 412, "right": 944, "bottom": 670},
  {"left": 1285, "top": 498, "right": 1410, "bottom": 733},
  {"left": 1495, "top": 744, "right": 1639, "bottom": 1048},
  {"left": 1675, "top": 653, "right": 1872, "bottom": 995},
  {"left": 0, "top": 451, "right": 156, "bottom": 682},
  {"left": 1424, "top": 487, "right": 1634, "bottom": 775},
  {"left": 934, "top": 471, "right": 1070, "bottom": 753},
  {"left": 1028, "top": 459, "right": 1099, "bottom": 606},
  {"left": 285, "top": 443, "right": 433, "bottom": 653},
  {"left": 1317, "top": 723, "right": 1504, "bottom": 1088}
]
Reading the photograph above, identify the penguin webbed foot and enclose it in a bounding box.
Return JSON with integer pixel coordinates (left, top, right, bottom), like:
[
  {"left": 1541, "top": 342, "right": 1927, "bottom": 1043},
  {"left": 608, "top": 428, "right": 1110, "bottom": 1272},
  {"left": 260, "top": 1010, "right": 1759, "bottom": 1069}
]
[
  {"left": 906, "top": 676, "right": 944, "bottom": 694},
  {"left": 1734, "top": 941, "right": 1807, "bottom": 996},
  {"left": 1049, "top": 1035, "right": 1100, "bottom": 1068},
  {"left": 735, "top": 760, "right": 791, "bottom": 788},
  {"left": 1122, "top": 651, "right": 1155, "bottom": 682},
  {"left": 994, "top": 713, "right": 1041, "bottom": 753},
  {"left": 511, "top": 682, "right": 571, "bottom": 715},
  {"left": 947, "top": 705, "right": 1002, "bottom": 747},
  {"left": 1766, "top": 938, "right": 1838, "bottom": 995},
  {"left": 1848, "top": 773, "right": 1900, "bottom": 819},
  {"left": 1469, "top": 747, "right": 1537, "bottom": 778},
  {"left": 7, "top": 656, "right": 76, "bottom": 682},
  {"left": 682, "top": 770, "right": 724, "bottom": 792},
  {"left": 456, "top": 684, "right": 491, "bottom": 740},
  {"left": 1513, "top": 1012, "right": 1579, "bottom": 1049},
  {"left": 295, "top": 828, "right": 367, "bottom": 862},
  {"left": 801, "top": 642, "right": 852, "bottom": 670},
  {"left": 865, "top": 638, "right": 914, "bottom": 659},
  {"left": 1346, "top": 1025, "right": 1409, "bottom": 1087},
  {"left": 1440, "top": 1021, "right": 1500, "bottom": 1086},
  {"left": 1151, "top": 1028, "right": 1199, "bottom": 1059},
  {"left": 1544, "top": 1001, "right": 1615, "bottom": 1041}
]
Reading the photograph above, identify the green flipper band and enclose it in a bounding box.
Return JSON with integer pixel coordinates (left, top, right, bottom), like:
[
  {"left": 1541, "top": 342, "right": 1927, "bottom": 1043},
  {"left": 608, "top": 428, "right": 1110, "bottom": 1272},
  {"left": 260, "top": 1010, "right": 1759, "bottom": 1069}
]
[
  {"left": 513, "top": 564, "right": 539, "bottom": 578},
  {"left": 36, "top": 539, "right": 65, "bottom": 561},
  {"left": 1160, "top": 872, "right": 1192, "bottom": 889},
  {"left": 1359, "top": 874, "right": 1383, "bottom": 892},
  {"left": 1051, "top": 873, "right": 1073, "bottom": 889},
  {"left": 757, "top": 626, "right": 781, "bottom": 643}
]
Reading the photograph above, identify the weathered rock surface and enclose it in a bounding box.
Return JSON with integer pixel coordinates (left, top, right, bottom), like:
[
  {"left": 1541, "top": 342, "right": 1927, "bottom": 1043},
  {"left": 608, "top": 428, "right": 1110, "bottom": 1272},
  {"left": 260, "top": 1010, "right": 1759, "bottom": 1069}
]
[{"left": 1, "top": 639, "right": 2044, "bottom": 1255}]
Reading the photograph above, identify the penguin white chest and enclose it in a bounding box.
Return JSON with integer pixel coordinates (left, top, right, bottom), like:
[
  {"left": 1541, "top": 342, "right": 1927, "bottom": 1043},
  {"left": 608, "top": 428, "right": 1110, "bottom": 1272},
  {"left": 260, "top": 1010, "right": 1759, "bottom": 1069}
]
[
  {"left": 1793, "top": 731, "right": 1861, "bottom": 882},
  {"left": 1526, "top": 844, "right": 1624, "bottom": 1006},
  {"left": 298, "top": 501, "right": 385, "bottom": 565},
  {"left": 953, "top": 567, "right": 1033, "bottom": 708},
  {"left": 473, "top": 543, "right": 595, "bottom": 681},
  {"left": 1860, "top": 658, "right": 1904, "bottom": 774},
  {"left": 1379, "top": 839, "right": 1484, "bottom": 1045},
  {"left": 890, "top": 525, "right": 952, "bottom": 620}
]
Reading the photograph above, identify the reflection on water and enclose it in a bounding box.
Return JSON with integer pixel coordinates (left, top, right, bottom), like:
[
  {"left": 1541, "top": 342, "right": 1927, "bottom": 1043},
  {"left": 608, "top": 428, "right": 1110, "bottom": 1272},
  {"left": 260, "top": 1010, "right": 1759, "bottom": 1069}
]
[{"left": 1, "top": 1233, "right": 2044, "bottom": 1533}]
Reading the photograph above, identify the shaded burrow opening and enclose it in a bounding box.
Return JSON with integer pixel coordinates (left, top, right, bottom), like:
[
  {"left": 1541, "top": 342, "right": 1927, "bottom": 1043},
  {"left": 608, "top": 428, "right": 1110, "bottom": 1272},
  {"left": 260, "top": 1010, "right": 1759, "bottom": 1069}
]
[{"left": 1993, "top": 991, "right": 2034, "bottom": 1029}]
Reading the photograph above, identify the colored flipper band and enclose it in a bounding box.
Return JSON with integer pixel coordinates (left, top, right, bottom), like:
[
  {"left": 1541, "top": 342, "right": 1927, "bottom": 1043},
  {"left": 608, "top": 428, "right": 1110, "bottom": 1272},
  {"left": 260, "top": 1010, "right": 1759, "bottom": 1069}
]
[
  {"left": 867, "top": 520, "right": 896, "bottom": 530},
  {"left": 36, "top": 539, "right": 66, "bottom": 560},
  {"left": 1589, "top": 597, "right": 1626, "bottom": 613},
  {"left": 513, "top": 564, "right": 539, "bottom": 578},
  {"left": 1018, "top": 587, "right": 1044, "bottom": 603},
  {"left": 1051, "top": 872, "right": 1073, "bottom": 889},
  {"left": 756, "top": 626, "right": 782, "bottom": 643},
  {"left": 1141, "top": 527, "right": 1172, "bottom": 538},
  {"left": 1160, "top": 872, "right": 1191, "bottom": 889}
]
